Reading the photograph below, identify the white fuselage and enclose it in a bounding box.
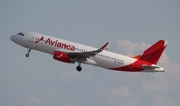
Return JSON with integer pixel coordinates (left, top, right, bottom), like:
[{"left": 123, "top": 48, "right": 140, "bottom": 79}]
[{"left": 11, "top": 32, "right": 134, "bottom": 68}]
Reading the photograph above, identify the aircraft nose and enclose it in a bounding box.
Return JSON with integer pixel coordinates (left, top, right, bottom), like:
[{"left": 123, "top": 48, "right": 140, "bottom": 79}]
[{"left": 10, "top": 35, "right": 16, "bottom": 42}]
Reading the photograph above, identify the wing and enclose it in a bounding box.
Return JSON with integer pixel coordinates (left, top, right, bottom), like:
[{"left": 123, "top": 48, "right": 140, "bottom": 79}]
[{"left": 56, "top": 42, "right": 109, "bottom": 61}]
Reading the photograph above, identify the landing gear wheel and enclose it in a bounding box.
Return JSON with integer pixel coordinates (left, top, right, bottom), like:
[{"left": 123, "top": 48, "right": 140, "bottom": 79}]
[
  {"left": 25, "top": 49, "right": 31, "bottom": 57},
  {"left": 25, "top": 54, "right": 29, "bottom": 57},
  {"left": 76, "top": 66, "right": 82, "bottom": 72}
]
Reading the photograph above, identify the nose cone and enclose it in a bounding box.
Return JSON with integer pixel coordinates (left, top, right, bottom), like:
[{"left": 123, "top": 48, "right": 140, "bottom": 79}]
[{"left": 10, "top": 35, "right": 16, "bottom": 42}]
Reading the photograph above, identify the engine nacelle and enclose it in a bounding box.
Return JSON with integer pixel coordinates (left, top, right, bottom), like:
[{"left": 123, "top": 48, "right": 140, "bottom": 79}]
[{"left": 53, "top": 51, "right": 75, "bottom": 63}]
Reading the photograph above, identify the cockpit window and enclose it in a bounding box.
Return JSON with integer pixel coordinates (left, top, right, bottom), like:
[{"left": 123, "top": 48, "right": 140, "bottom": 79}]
[{"left": 17, "top": 32, "right": 24, "bottom": 36}]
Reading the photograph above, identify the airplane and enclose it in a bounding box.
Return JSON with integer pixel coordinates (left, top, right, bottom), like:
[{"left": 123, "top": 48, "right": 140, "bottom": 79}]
[{"left": 10, "top": 31, "right": 168, "bottom": 72}]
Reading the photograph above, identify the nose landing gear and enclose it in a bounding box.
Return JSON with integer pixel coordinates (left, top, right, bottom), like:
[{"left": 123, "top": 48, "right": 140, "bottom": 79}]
[
  {"left": 25, "top": 49, "right": 31, "bottom": 57},
  {"left": 25, "top": 54, "right": 29, "bottom": 57}
]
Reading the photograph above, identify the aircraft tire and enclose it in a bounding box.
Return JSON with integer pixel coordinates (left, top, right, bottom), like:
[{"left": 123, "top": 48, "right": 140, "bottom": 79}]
[
  {"left": 76, "top": 66, "right": 82, "bottom": 72},
  {"left": 25, "top": 54, "right": 29, "bottom": 57}
]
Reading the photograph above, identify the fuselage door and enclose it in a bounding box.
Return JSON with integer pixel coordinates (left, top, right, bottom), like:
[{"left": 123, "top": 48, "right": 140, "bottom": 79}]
[{"left": 28, "top": 33, "right": 35, "bottom": 43}]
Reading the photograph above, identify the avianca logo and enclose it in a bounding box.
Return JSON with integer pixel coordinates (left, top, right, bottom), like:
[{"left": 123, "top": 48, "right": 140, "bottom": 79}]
[{"left": 35, "top": 36, "right": 75, "bottom": 51}]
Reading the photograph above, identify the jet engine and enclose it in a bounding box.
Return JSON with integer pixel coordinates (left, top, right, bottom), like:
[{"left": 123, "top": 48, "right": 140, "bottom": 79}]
[{"left": 53, "top": 51, "right": 75, "bottom": 63}]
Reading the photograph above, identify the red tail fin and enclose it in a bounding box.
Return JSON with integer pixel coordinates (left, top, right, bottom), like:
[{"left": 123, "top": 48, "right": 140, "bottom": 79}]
[{"left": 133, "top": 40, "right": 168, "bottom": 64}]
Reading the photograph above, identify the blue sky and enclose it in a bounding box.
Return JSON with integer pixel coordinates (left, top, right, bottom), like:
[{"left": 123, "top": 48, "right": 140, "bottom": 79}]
[{"left": 1, "top": 0, "right": 180, "bottom": 106}]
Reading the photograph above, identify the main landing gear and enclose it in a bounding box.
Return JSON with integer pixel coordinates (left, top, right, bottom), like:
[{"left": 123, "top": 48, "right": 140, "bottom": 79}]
[
  {"left": 76, "top": 62, "right": 82, "bottom": 72},
  {"left": 25, "top": 49, "right": 31, "bottom": 57}
]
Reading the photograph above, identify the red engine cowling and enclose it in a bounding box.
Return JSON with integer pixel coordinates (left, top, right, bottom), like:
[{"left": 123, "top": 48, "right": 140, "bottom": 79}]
[{"left": 53, "top": 51, "right": 75, "bottom": 63}]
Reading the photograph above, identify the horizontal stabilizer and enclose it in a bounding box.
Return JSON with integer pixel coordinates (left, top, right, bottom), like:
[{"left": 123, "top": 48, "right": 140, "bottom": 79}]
[
  {"left": 142, "top": 64, "right": 164, "bottom": 72},
  {"left": 142, "top": 64, "right": 161, "bottom": 69}
]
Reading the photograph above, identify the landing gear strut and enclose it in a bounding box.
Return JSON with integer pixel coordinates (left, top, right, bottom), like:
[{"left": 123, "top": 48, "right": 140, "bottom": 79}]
[
  {"left": 76, "top": 66, "right": 82, "bottom": 72},
  {"left": 25, "top": 49, "right": 31, "bottom": 57}
]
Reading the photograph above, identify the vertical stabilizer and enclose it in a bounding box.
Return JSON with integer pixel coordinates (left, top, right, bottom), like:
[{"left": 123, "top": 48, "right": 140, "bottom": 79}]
[{"left": 133, "top": 40, "right": 168, "bottom": 64}]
